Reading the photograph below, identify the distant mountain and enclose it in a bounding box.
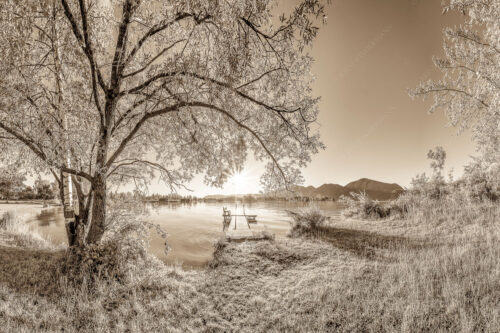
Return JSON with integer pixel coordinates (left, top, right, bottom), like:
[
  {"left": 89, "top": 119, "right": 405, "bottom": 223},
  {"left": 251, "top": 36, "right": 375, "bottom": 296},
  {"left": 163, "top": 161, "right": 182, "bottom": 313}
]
[
  {"left": 294, "top": 183, "right": 350, "bottom": 200},
  {"left": 202, "top": 178, "right": 404, "bottom": 201},
  {"left": 294, "top": 178, "right": 404, "bottom": 201},
  {"left": 345, "top": 178, "right": 404, "bottom": 200}
]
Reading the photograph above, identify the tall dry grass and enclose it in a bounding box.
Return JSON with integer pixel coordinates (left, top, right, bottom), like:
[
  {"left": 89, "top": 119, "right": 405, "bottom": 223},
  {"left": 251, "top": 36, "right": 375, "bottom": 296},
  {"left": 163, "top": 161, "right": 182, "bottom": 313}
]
[
  {"left": 331, "top": 198, "right": 499, "bottom": 332},
  {"left": 0, "top": 210, "right": 203, "bottom": 332},
  {"left": 0, "top": 211, "right": 51, "bottom": 248},
  {"left": 1, "top": 179, "right": 498, "bottom": 332},
  {"left": 328, "top": 165, "right": 500, "bottom": 332},
  {"left": 286, "top": 205, "right": 330, "bottom": 237}
]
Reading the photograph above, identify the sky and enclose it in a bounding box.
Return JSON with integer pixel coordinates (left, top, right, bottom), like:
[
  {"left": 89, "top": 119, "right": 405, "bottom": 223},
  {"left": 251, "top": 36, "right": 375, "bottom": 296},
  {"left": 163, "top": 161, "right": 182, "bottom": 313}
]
[{"left": 140, "top": 0, "right": 476, "bottom": 196}]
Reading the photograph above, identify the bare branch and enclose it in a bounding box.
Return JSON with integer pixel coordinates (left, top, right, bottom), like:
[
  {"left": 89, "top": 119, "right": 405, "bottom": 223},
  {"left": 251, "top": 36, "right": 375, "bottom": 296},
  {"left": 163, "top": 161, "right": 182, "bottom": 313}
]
[
  {"left": 414, "top": 87, "right": 489, "bottom": 109},
  {"left": 60, "top": 0, "right": 106, "bottom": 118},
  {"left": 123, "top": 12, "right": 193, "bottom": 68},
  {"left": 121, "top": 71, "right": 301, "bottom": 114},
  {"left": 122, "top": 39, "right": 185, "bottom": 78},
  {"left": 105, "top": 103, "right": 185, "bottom": 168}
]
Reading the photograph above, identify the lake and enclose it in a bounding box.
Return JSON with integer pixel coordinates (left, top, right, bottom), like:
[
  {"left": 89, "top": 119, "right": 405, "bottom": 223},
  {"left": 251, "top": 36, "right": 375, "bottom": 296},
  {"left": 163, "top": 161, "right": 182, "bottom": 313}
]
[{"left": 0, "top": 201, "right": 342, "bottom": 269}]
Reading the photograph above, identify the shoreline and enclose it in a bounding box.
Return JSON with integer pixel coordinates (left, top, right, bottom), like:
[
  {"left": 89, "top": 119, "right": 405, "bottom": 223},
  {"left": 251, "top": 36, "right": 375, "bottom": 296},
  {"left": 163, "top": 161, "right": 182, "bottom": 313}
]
[{"left": 1, "top": 202, "right": 498, "bottom": 332}]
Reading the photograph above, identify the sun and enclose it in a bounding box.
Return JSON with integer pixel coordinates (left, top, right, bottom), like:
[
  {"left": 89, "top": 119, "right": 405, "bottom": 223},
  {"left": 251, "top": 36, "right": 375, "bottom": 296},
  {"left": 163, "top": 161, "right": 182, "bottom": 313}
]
[
  {"left": 229, "top": 171, "right": 247, "bottom": 188},
  {"left": 227, "top": 170, "right": 252, "bottom": 194}
]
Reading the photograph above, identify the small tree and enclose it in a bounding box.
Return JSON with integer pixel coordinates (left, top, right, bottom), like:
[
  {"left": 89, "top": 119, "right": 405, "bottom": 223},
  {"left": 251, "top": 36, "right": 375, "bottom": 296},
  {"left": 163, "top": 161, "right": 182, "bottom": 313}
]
[
  {"left": 19, "top": 186, "right": 36, "bottom": 200},
  {"left": 34, "top": 179, "right": 56, "bottom": 200},
  {"left": 427, "top": 146, "right": 446, "bottom": 181},
  {"left": 0, "top": 1, "right": 326, "bottom": 247},
  {"left": 0, "top": 168, "right": 26, "bottom": 199},
  {"left": 410, "top": 0, "right": 500, "bottom": 165}
]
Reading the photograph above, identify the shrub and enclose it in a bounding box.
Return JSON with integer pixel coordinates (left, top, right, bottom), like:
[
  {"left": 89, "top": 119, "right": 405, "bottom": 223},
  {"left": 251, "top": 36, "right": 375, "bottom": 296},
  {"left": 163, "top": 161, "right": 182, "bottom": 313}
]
[
  {"left": 462, "top": 161, "right": 500, "bottom": 202},
  {"left": 62, "top": 197, "right": 168, "bottom": 286},
  {"left": 340, "top": 192, "right": 399, "bottom": 219},
  {"left": 344, "top": 148, "right": 499, "bottom": 223},
  {"left": 0, "top": 211, "right": 16, "bottom": 230},
  {"left": 255, "top": 229, "right": 275, "bottom": 241},
  {"left": 286, "top": 206, "right": 330, "bottom": 237},
  {"left": 62, "top": 235, "right": 152, "bottom": 286}
]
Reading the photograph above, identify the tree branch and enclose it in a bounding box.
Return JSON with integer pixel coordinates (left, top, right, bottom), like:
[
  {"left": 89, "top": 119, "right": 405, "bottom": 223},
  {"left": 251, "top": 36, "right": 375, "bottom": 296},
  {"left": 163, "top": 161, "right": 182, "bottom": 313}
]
[
  {"left": 60, "top": 0, "right": 106, "bottom": 118},
  {"left": 110, "top": 0, "right": 137, "bottom": 90},
  {"left": 123, "top": 12, "right": 193, "bottom": 69},
  {"left": 106, "top": 100, "right": 287, "bottom": 188},
  {"left": 236, "top": 67, "right": 283, "bottom": 89},
  {"left": 111, "top": 82, "right": 167, "bottom": 135},
  {"left": 107, "top": 158, "right": 189, "bottom": 191},
  {"left": 120, "top": 71, "right": 301, "bottom": 114},
  {"left": 453, "top": 29, "right": 500, "bottom": 55},
  {"left": 415, "top": 87, "right": 489, "bottom": 108},
  {"left": 122, "top": 39, "right": 185, "bottom": 79},
  {"left": 0, "top": 120, "right": 93, "bottom": 182},
  {"left": 186, "top": 101, "right": 287, "bottom": 183},
  {"left": 105, "top": 103, "right": 186, "bottom": 168}
]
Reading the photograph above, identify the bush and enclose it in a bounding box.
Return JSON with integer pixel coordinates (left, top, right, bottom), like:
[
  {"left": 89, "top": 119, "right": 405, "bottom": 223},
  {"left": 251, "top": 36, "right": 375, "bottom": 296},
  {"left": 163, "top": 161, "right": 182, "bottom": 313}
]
[
  {"left": 62, "top": 198, "right": 168, "bottom": 286},
  {"left": 62, "top": 236, "right": 153, "bottom": 286},
  {"left": 462, "top": 161, "right": 500, "bottom": 202},
  {"left": 286, "top": 206, "right": 330, "bottom": 237},
  {"left": 0, "top": 211, "right": 16, "bottom": 230},
  {"left": 343, "top": 158, "right": 499, "bottom": 223},
  {"left": 340, "top": 192, "right": 401, "bottom": 220}
]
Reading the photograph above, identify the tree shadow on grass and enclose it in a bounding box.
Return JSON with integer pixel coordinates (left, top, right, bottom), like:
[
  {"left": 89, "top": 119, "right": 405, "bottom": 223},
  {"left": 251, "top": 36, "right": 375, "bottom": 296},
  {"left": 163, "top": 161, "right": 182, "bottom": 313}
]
[
  {"left": 0, "top": 244, "right": 64, "bottom": 296},
  {"left": 310, "top": 226, "right": 433, "bottom": 260}
]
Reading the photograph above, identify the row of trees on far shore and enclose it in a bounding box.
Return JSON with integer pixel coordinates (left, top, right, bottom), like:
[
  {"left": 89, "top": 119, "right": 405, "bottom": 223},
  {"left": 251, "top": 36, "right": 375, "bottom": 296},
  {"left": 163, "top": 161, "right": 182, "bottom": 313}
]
[{"left": 0, "top": 169, "right": 57, "bottom": 200}]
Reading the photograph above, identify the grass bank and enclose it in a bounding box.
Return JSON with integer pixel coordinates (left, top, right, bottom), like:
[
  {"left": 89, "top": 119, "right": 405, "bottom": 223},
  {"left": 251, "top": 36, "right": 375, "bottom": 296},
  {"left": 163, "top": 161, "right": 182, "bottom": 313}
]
[{"left": 0, "top": 200, "right": 499, "bottom": 332}]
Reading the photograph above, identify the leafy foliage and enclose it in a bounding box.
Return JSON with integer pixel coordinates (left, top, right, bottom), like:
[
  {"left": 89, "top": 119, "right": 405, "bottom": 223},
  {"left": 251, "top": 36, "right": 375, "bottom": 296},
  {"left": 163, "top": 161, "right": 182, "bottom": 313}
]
[
  {"left": 0, "top": 169, "right": 57, "bottom": 200},
  {"left": 410, "top": 0, "right": 500, "bottom": 164},
  {"left": 0, "top": 168, "right": 25, "bottom": 199},
  {"left": 0, "top": 0, "right": 327, "bottom": 244}
]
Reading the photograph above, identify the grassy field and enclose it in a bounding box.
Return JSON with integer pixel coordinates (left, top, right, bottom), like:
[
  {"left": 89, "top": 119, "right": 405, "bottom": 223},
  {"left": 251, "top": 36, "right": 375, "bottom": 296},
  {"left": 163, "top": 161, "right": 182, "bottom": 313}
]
[{"left": 0, "top": 199, "right": 498, "bottom": 332}]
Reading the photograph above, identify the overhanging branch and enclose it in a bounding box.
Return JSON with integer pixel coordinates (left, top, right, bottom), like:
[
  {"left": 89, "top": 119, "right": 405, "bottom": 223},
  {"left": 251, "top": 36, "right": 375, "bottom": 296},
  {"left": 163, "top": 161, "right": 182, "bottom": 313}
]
[{"left": 0, "top": 120, "right": 93, "bottom": 182}]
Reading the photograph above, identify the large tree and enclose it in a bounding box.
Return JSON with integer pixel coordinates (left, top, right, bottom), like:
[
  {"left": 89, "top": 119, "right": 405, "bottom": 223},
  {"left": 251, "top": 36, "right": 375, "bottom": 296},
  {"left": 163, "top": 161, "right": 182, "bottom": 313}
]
[
  {"left": 411, "top": 0, "right": 500, "bottom": 164},
  {"left": 0, "top": 0, "right": 326, "bottom": 246},
  {"left": 0, "top": 168, "right": 26, "bottom": 200}
]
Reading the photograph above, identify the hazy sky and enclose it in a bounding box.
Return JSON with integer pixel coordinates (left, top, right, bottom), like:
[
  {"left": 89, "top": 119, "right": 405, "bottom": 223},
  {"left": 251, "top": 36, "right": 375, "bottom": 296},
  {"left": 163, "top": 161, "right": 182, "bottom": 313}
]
[{"left": 148, "top": 0, "right": 476, "bottom": 196}]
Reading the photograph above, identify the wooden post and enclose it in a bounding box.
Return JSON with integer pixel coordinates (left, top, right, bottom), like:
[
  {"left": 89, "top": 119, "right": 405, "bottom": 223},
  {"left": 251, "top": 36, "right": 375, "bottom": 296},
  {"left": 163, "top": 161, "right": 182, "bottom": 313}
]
[{"left": 244, "top": 204, "right": 250, "bottom": 229}]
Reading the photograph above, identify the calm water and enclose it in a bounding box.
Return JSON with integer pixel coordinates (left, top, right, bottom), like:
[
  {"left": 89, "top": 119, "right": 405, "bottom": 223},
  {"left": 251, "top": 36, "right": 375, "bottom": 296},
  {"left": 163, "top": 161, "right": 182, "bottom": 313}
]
[{"left": 1, "top": 201, "right": 342, "bottom": 269}]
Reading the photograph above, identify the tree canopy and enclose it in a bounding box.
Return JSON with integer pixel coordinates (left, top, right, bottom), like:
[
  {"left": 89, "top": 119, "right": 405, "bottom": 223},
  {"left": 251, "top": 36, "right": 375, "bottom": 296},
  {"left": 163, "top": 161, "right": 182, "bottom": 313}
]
[
  {"left": 0, "top": 0, "right": 326, "bottom": 245},
  {"left": 411, "top": 0, "right": 500, "bottom": 164}
]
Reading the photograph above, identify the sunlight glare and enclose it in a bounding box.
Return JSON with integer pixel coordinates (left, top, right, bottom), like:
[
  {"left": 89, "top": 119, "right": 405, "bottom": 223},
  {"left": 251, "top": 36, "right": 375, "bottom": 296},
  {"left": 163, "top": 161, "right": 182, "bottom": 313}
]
[{"left": 228, "top": 171, "right": 251, "bottom": 194}]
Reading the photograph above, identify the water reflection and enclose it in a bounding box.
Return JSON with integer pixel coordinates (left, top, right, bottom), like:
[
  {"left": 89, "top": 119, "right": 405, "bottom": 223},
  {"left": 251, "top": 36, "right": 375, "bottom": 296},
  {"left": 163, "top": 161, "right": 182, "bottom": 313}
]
[
  {"left": 28, "top": 207, "right": 67, "bottom": 245},
  {"left": 17, "top": 201, "right": 342, "bottom": 269},
  {"left": 35, "top": 208, "right": 64, "bottom": 227}
]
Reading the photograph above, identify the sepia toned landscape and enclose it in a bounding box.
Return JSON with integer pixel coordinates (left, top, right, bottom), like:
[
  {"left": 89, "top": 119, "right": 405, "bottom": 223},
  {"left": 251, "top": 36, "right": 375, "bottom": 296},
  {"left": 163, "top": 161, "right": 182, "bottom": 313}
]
[{"left": 0, "top": 0, "right": 499, "bottom": 332}]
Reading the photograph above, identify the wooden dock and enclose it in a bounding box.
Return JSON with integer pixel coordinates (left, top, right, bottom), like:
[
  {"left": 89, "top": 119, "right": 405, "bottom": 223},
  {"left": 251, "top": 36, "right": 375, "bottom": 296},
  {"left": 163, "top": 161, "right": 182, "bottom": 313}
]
[{"left": 222, "top": 207, "right": 274, "bottom": 242}]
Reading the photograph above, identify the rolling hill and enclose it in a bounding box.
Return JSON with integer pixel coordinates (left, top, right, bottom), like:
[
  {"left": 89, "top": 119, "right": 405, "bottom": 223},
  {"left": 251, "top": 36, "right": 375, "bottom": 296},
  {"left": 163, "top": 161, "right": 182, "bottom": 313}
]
[
  {"left": 294, "top": 178, "right": 404, "bottom": 201},
  {"left": 202, "top": 178, "right": 405, "bottom": 201}
]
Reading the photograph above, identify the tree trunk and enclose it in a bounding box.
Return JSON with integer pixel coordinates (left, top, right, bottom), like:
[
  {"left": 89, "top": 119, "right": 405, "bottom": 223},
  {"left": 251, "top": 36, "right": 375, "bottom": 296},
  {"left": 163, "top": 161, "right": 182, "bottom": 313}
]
[
  {"left": 86, "top": 173, "right": 106, "bottom": 244},
  {"left": 70, "top": 175, "right": 91, "bottom": 247},
  {"left": 58, "top": 170, "right": 77, "bottom": 246}
]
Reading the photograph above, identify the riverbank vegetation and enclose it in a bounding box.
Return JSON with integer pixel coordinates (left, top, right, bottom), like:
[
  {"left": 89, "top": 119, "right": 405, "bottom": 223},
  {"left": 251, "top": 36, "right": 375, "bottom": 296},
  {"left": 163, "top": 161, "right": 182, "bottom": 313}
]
[
  {"left": 0, "top": 0, "right": 498, "bottom": 331},
  {"left": 0, "top": 169, "right": 57, "bottom": 201},
  {"left": 1, "top": 180, "right": 498, "bottom": 332}
]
